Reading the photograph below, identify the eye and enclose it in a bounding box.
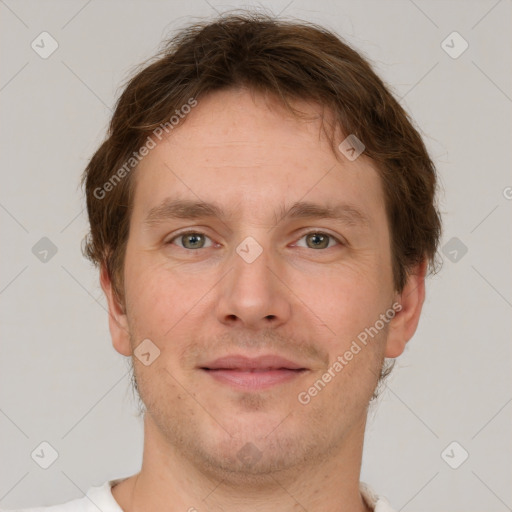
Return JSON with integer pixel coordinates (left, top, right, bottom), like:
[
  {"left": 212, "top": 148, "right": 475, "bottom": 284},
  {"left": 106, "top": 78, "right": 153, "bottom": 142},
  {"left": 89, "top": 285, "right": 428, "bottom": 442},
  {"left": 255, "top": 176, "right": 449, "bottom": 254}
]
[
  {"left": 295, "top": 231, "right": 341, "bottom": 250},
  {"left": 168, "top": 231, "right": 214, "bottom": 250},
  {"left": 166, "top": 230, "right": 342, "bottom": 251}
]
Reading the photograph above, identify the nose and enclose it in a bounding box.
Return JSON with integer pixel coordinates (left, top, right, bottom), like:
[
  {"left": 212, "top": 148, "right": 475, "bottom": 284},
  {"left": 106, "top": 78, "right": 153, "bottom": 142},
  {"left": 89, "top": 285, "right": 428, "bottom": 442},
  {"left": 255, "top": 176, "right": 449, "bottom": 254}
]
[{"left": 215, "top": 241, "right": 292, "bottom": 330}]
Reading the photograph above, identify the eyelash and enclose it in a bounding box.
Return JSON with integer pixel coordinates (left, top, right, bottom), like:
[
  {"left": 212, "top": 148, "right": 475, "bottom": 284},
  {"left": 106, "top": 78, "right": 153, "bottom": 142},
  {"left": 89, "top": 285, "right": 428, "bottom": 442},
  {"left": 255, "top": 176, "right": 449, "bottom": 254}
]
[{"left": 166, "top": 230, "right": 343, "bottom": 250}]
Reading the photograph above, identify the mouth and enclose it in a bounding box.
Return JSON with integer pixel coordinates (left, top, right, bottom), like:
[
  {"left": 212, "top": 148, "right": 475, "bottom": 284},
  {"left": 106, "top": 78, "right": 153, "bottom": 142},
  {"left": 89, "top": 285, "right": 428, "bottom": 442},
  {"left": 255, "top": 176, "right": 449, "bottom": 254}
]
[{"left": 200, "top": 354, "right": 309, "bottom": 391}]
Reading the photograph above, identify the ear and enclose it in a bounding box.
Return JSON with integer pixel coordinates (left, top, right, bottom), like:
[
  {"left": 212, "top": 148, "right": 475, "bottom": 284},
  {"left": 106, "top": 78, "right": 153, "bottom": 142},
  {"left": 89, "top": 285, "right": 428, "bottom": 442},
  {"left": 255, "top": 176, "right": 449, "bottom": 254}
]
[
  {"left": 100, "top": 264, "right": 132, "bottom": 357},
  {"left": 385, "top": 259, "right": 427, "bottom": 358}
]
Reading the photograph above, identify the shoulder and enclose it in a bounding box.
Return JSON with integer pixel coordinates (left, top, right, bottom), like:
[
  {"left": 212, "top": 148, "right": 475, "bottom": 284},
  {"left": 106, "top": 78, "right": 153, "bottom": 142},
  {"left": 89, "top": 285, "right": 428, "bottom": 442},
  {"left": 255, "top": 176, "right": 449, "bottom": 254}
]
[
  {"left": 360, "top": 482, "right": 397, "bottom": 512},
  {"left": 0, "top": 480, "right": 123, "bottom": 512}
]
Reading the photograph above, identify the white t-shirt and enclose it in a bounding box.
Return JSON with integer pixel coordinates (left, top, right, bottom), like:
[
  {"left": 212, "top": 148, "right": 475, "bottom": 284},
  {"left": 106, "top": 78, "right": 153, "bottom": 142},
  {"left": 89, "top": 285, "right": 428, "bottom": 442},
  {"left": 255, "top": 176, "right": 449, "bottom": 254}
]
[{"left": 2, "top": 479, "right": 396, "bottom": 511}]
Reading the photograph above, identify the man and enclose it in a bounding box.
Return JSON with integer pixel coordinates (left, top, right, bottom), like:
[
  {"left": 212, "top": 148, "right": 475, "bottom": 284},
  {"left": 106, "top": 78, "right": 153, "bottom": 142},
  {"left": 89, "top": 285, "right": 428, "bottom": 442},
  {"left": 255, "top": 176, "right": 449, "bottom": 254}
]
[{"left": 8, "top": 12, "right": 441, "bottom": 512}]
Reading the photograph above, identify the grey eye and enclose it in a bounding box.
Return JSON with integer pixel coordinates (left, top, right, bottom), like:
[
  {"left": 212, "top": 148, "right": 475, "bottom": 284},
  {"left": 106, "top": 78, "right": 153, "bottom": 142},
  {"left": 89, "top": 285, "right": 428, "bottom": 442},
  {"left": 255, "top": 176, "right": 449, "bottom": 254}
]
[
  {"left": 171, "top": 232, "right": 213, "bottom": 249},
  {"left": 297, "top": 232, "right": 339, "bottom": 249}
]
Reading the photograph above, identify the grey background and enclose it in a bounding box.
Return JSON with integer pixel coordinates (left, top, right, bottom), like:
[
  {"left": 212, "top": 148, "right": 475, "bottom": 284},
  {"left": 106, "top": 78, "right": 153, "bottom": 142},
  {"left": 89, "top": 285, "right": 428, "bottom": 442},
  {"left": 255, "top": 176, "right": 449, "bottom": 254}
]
[{"left": 1, "top": 0, "right": 511, "bottom": 510}]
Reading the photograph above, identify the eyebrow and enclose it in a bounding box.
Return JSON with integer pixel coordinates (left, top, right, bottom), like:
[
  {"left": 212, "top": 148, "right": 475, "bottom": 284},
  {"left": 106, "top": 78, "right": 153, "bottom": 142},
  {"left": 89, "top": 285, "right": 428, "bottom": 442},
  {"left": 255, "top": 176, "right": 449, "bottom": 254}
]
[{"left": 144, "top": 198, "right": 370, "bottom": 228}]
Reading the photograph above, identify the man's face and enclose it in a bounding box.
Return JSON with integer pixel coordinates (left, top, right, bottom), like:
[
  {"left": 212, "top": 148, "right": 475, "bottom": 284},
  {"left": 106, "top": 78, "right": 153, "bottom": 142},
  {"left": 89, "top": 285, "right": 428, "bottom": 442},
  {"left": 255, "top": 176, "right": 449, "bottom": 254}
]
[{"left": 110, "top": 88, "right": 399, "bottom": 475}]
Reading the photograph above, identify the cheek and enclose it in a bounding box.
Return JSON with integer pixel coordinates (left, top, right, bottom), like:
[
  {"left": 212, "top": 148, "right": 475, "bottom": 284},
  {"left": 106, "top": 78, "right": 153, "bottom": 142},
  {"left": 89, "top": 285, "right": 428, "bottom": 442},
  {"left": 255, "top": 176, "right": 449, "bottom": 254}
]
[
  {"left": 297, "top": 270, "right": 391, "bottom": 374},
  {"left": 124, "top": 255, "right": 178, "bottom": 336},
  {"left": 123, "top": 253, "right": 216, "bottom": 348},
  {"left": 305, "top": 260, "right": 387, "bottom": 323}
]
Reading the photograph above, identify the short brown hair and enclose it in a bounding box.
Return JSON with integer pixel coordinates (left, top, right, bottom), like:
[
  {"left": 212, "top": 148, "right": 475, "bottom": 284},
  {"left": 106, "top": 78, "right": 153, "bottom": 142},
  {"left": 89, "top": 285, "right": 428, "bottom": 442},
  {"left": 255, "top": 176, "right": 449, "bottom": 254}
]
[{"left": 82, "top": 12, "right": 441, "bottom": 307}]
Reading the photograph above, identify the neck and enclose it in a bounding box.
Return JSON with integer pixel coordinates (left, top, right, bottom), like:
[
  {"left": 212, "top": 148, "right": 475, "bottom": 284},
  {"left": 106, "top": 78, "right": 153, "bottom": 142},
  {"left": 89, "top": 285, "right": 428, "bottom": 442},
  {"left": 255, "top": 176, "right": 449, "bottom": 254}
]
[{"left": 112, "top": 413, "right": 372, "bottom": 512}]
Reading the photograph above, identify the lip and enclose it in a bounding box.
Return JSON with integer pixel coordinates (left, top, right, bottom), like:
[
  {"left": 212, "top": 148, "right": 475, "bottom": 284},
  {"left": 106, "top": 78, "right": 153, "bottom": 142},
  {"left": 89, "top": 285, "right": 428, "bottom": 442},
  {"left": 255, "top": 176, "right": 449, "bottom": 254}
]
[
  {"left": 201, "top": 354, "right": 307, "bottom": 371},
  {"left": 200, "top": 354, "right": 309, "bottom": 391}
]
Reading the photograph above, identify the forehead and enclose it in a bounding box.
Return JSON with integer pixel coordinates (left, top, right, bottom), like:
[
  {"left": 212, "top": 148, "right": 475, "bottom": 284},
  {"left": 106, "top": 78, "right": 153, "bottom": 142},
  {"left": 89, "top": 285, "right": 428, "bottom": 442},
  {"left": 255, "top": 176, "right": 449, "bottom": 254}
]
[{"left": 131, "top": 88, "right": 385, "bottom": 224}]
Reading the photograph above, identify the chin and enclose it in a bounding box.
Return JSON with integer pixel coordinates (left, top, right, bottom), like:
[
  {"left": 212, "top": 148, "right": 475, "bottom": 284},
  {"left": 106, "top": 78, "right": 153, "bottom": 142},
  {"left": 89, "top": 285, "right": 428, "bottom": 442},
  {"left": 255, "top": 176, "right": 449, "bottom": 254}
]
[{"left": 185, "top": 417, "right": 317, "bottom": 478}]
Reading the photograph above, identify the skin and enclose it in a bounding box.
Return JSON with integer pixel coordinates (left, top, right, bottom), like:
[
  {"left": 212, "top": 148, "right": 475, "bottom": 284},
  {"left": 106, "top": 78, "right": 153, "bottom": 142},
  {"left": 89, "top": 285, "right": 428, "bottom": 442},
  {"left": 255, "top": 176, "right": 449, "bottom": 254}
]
[{"left": 101, "top": 88, "right": 426, "bottom": 512}]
